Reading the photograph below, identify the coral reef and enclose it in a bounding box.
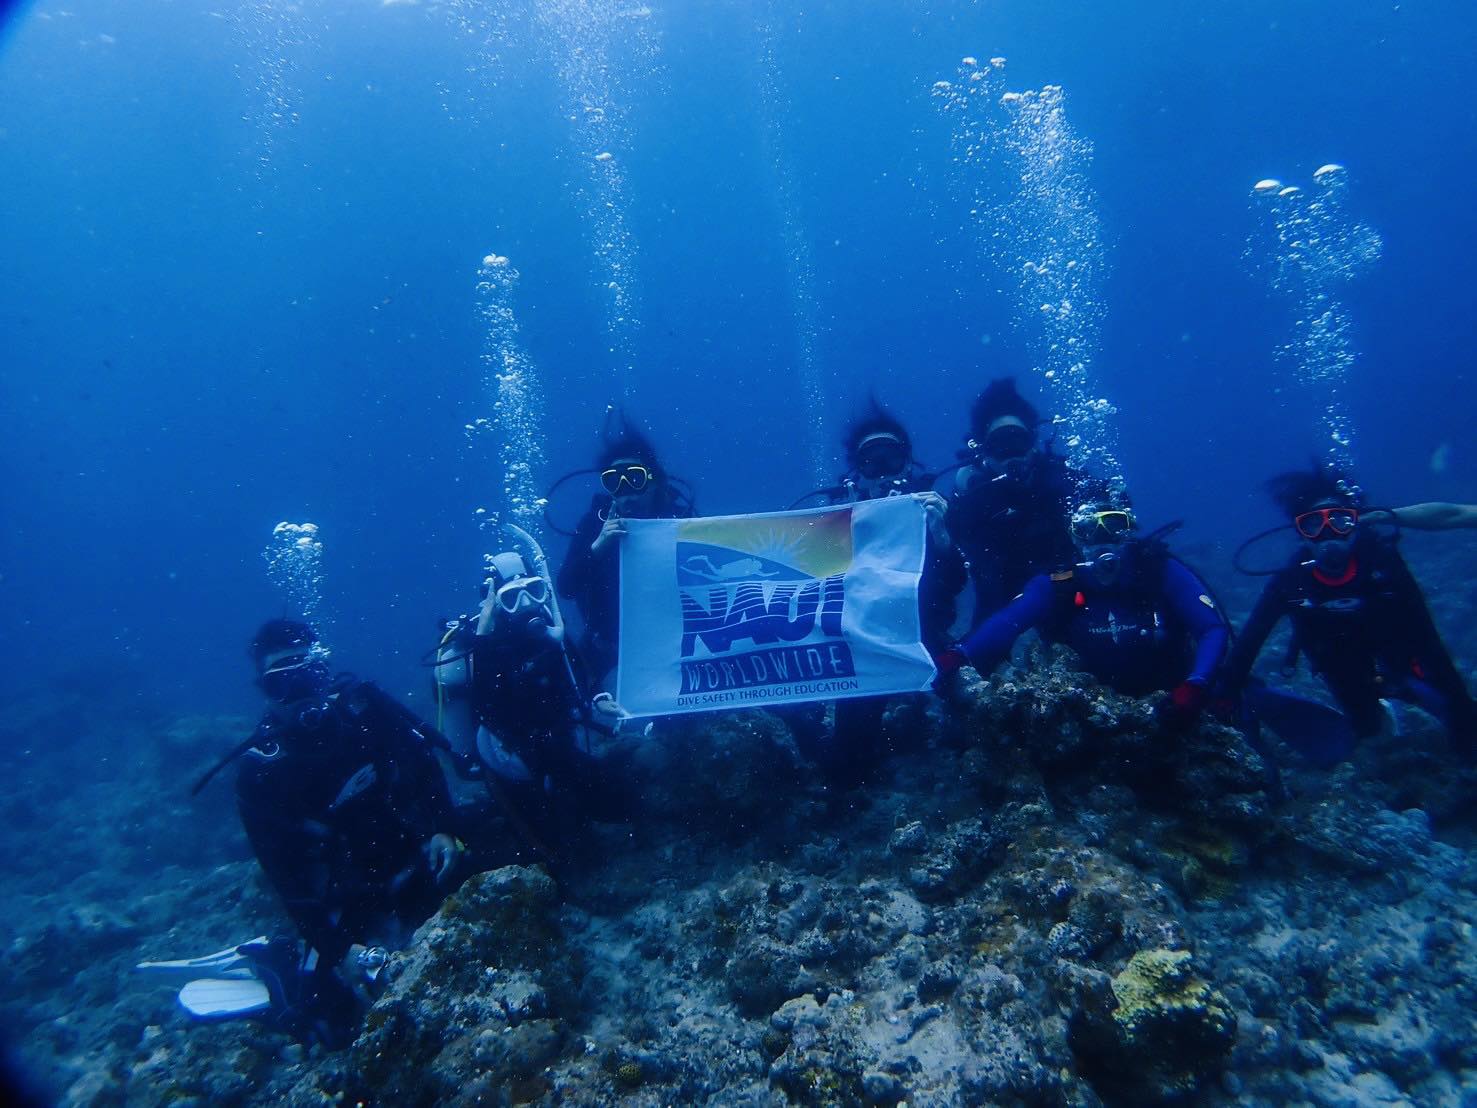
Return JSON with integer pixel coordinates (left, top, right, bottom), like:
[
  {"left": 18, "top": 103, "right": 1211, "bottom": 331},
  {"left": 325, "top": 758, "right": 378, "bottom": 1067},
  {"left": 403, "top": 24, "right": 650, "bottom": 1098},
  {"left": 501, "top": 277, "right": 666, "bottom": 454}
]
[{"left": 3, "top": 550, "right": 1476, "bottom": 1106}]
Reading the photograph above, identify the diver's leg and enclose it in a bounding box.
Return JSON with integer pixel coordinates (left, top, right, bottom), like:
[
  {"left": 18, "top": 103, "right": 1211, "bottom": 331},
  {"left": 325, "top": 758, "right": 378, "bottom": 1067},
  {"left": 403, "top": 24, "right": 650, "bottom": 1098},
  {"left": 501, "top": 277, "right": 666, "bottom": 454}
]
[
  {"left": 831, "top": 696, "right": 887, "bottom": 785},
  {"left": 1311, "top": 655, "right": 1386, "bottom": 740}
]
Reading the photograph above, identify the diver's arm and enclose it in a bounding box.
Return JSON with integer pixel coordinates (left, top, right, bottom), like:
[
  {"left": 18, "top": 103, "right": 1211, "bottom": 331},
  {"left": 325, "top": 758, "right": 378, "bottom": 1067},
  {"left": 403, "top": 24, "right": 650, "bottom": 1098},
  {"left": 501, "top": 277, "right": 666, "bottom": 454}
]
[
  {"left": 1219, "top": 575, "right": 1289, "bottom": 695},
  {"left": 1382, "top": 549, "right": 1475, "bottom": 702},
  {"left": 1368, "top": 502, "right": 1477, "bottom": 531},
  {"left": 1162, "top": 558, "right": 1230, "bottom": 686},
  {"left": 237, "top": 779, "right": 351, "bottom": 963},
  {"left": 589, "top": 514, "right": 628, "bottom": 554},
  {"left": 356, "top": 684, "right": 456, "bottom": 829},
  {"left": 398, "top": 730, "right": 456, "bottom": 834},
  {"left": 475, "top": 588, "right": 498, "bottom": 636},
  {"left": 959, "top": 574, "right": 1055, "bottom": 674},
  {"left": 556, "top": 506, "right": 604, "bottom": 600},
  {"left": 928, "top": 538, "right": 969, "bottom": 599},
  {"left": 915, "top": 491, "right": 951, "bottom": 547}
]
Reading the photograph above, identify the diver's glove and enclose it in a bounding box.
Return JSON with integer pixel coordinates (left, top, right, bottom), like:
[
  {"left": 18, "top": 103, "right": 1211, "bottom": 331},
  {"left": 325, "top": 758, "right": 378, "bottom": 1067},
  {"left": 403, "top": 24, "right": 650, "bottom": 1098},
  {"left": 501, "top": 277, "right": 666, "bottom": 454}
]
[
  {"left": 1156, "top": 679, "right": 1208, "bottom": 730},
  {"left": 931, "top": 646, "right": 969, "bottom": 687}
]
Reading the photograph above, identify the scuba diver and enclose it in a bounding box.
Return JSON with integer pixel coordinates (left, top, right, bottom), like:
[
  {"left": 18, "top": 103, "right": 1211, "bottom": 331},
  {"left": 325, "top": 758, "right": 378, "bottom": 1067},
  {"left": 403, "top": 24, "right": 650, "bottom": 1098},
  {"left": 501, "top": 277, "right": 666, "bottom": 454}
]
[
  {"left": 794, "top": 399, "right": 966, "bottom": 650},
  {"left": 184, "top": 619, "right": 467, "bottom": 1046},
  {"left": 556, "top": 415, "right": 695, "bottom": 686},
  {"left": 937, "top": 497, "right": 1229, "bottom": 727},
  {"left": 1221, "top": 467, "right": 1477, "bottom": 760},
  {"left": 433, "top": 527, "right": 634, "bottom": 847},
  {"left": 945, "top": 377, "right": 1100, "bottom": 628},
  {"left": 787, "top": 401, "right": 968, "bottom": 782}
]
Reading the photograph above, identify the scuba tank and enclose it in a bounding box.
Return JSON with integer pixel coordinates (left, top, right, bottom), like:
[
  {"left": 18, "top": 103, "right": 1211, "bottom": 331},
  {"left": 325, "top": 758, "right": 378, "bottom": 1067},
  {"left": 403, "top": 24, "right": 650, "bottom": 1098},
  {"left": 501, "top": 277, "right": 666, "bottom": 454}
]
[
  {"left": 432, "top": 617, "right": 475, "bottom": 694},
  {"left": 428, "top": 615, "right": 480, "bottom": 758}
]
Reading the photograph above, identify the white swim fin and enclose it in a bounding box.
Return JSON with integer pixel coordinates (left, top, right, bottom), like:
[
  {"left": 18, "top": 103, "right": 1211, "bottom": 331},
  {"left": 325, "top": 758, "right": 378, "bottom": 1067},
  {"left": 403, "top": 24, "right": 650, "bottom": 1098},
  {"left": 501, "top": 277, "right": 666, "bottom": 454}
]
[
  {"left": 136, "top": 937, "right": 268, "bottom": 984},
  {"left": 178, "top": 976, "right": 274, "bottom": 1021}
]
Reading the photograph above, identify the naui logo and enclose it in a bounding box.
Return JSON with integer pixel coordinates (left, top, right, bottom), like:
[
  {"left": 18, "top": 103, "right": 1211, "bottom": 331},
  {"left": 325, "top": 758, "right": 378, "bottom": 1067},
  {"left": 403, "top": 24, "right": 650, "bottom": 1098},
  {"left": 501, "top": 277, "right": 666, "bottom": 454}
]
[{"left": 673, "top": 511, "right": 860, "bottom": 703}]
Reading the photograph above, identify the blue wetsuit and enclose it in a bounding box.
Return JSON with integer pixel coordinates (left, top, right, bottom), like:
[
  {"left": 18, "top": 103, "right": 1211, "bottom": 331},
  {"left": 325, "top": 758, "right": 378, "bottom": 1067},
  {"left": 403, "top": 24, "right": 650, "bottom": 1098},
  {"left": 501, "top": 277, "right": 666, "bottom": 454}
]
[{"left": 960, "top": 545, "right": 1228, "bottom": 697}]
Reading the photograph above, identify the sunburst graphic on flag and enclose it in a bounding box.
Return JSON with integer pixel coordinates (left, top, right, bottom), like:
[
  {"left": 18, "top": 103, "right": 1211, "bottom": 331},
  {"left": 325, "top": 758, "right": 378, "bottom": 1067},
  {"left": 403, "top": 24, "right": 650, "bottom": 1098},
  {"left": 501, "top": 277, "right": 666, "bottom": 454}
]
[{"left": 677, "top": 508, "right": 852, "bottom": 579}]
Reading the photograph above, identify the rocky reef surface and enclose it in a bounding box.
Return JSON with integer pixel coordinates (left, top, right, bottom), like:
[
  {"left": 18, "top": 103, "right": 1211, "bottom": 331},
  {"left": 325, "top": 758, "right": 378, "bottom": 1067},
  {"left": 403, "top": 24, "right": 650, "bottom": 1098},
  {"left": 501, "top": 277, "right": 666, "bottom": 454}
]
[{"left": 3, "top": 542, "right": 1477, "bottom": 1106}]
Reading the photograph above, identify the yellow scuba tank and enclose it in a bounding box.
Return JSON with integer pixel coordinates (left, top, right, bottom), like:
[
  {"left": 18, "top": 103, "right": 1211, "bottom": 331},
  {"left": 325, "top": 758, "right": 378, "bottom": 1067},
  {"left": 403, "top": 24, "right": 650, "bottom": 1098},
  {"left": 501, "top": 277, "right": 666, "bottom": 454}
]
[{"left": 431, "top": 618, "right": 479, "bottom": 757}]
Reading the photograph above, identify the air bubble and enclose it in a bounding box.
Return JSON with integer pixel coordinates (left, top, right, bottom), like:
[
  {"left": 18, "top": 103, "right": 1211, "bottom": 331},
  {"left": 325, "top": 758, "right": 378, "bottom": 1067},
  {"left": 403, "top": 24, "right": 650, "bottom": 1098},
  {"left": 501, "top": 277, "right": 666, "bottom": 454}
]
[
  {"left": 532, "top": 0, "right": 655, "bottom": 393},
  {"left": 761, "top": 17, "right": 829, "bottom": 486},
  {"left": 473, "top": 253, "right": 547, "bottom": 537},
  {"left": 264, "top": 522, "right": 327, "bottom": 644},
  {"left": 934, "top": 59, "right": 1120, "bottom": 487},
  {"left": 1246, "top": 164, "right": 1381, "bottom": 470}
]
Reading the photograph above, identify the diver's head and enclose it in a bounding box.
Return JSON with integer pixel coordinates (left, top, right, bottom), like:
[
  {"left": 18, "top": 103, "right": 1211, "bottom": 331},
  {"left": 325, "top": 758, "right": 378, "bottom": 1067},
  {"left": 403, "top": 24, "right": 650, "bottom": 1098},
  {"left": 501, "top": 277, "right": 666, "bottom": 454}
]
[
  {"left": 250, "top": 618, "right": 329, "bottom": 702},
  {"left": 1266, "top": 465, "right": 1361, "bottom": 577},
  {"left": 843, "top": 400, "right": 912, "bottom": 494},
  {"left": 1072, "top": 498, "right": 1137, "bottom": 587},
  {"left": 598, "top": 416, "right": 665, "bottom": 517},
  {"left": 968, "top": 377, "right": 1039, "bottom": 464},
  {"left": 485, "top": 551, "right": 555, "bottom": 635}
]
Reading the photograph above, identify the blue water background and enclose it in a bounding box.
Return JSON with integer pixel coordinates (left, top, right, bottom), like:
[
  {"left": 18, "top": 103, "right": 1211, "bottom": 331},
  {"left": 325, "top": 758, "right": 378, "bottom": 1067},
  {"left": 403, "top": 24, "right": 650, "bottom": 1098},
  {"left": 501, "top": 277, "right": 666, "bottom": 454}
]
[{"left": 2, "top": 0, "right": 1473, "bottom": 717}]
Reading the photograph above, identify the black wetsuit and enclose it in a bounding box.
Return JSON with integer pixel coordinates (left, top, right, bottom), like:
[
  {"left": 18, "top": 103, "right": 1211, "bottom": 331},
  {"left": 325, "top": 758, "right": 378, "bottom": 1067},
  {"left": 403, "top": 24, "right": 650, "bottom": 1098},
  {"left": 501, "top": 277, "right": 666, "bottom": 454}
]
[
  {"left": 466, "top": 630, "right": 630, "bottom": 827},
  {"left": 1223, "top": 533, "right": 1476, "bottom": 749},
  {"left": 792, "top": 479, "right": 968, "bottom": 783},
  {"left": 946, "top": 452, "right": 1084, "bottom": 627},
  {"left": 557, "top": 492, "right": 690, "bottom": 684},
  {"left": 236, "top": 678, "right": 454, "bottom": 966}
]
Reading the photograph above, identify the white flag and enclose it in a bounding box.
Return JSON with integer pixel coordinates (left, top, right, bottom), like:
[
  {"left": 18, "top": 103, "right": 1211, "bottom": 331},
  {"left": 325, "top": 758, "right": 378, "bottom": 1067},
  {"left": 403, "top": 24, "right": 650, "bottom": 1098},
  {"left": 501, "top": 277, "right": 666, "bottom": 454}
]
[{"left": 615, "top": 496, "right": 938, "bottom": 717}]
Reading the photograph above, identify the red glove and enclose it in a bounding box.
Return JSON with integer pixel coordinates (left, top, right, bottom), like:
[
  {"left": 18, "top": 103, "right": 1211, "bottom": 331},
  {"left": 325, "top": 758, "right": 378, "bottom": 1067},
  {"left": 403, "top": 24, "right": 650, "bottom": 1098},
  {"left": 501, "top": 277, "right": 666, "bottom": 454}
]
[
  {"left": 932, "top": 646, "right": 968, "bottom": 679},
  {"left": 1157, "top": 680, "right": 1207, "bottom": 729}
]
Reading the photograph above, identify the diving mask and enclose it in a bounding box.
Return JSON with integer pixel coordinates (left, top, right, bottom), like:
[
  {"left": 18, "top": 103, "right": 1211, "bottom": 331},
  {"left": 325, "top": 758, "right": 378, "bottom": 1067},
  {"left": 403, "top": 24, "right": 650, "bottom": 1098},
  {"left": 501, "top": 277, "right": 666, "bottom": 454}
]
[
  {"left": 487, "top": 551, "right": 554, "bottom": 626},
  {"left": 495, "top": 574, "right": 551, "bottom": 616},
  {"left": 1071, "top": 507, "right": 1135, "bottom": 546},
  {"left": 258, "top": 647, "right": 329, "bottom": 701},
  {"left": 978, "top": 416, "right": 1032, "bottom": 461},
  {"left": 855, "top": 432, "right": 909, "bottom": 481},
  {"left": 1294, "top": 506, "right": 1358, "bottom": 540},
  {"left": 601, "top": 464, "right": 652, "bottom": 495}
]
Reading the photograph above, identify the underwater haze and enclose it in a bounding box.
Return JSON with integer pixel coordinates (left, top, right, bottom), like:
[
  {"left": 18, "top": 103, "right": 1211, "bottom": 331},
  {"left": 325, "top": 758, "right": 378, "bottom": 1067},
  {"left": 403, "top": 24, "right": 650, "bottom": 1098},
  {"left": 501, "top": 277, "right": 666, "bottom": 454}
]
[
  {"left": 4, "top": 1, "right": 1477, "bottom": 1105},
  {"left": 4, "top": 0, "right": 1474, "bottom": 708}
]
